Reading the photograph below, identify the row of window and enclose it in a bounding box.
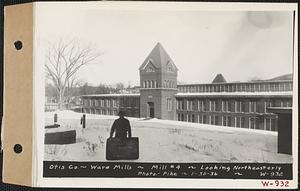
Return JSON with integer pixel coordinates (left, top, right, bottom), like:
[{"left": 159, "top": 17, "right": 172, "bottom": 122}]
[
  {"left": 178, "top": 82, "right": 293, "bottom": 93},
  {"left": 142, "top": 80, "right": 176, "bottom": 88},
  {"left": 163, "top": 80, "right": 176, "bottom": 88},
  {"left": 142, "top": 80, "right": 158, "bottom": 88},
  {"left": 176, "top": 99, "right": 292, "bottom": 113},
  {"left": 83, "top": 108, "right": 118, "bottom": 115},
  {"left": 83, "top": 99, "right": 119, "bottom": 108},
  {"left": 119, "top": 98, "right": 140, "bottom": 107},
  {"left": 177, "top": 113, "right": 276, "bottom": 131},
  {"left": 83, "top": 98, "right": 292, "bottom": 114},
  {"left": 83, "top": 98, "right": 140, "bottom": 108}
]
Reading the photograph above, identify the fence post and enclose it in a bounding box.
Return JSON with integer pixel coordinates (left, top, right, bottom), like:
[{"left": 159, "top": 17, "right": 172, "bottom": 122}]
[
  {"left": 81, "top": 114, "right": 86, "bottom": 128},
  {"left": 54, "top": 113, "right": 58, "bottom": 124}
]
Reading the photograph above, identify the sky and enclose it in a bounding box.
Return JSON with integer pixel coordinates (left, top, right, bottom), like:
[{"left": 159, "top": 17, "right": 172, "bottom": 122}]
[{"left": 35, "top": 2, "right": 295, "bottom": 87}]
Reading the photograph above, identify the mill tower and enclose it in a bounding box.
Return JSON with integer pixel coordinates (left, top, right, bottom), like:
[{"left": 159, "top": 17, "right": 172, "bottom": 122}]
[{"left": 139, "top": 43, "right": 178, "bottom": 120}]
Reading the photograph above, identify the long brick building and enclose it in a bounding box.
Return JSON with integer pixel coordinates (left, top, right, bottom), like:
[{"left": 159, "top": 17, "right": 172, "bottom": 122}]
[{"left": 81, "top": 43, "right": 293, "bottom": 131}]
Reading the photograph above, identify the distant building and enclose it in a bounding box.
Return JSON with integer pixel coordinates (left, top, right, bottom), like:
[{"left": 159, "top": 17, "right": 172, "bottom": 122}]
[
  {"left": 81, "top": 43, "right": 293, "bottom": 131},
  {"left": 212, "top": 74, "right": 226, "bottom": 83}
]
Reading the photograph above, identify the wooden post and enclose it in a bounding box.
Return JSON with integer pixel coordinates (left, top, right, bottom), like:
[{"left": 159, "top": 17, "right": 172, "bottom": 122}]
[
  {"left": 81, "top": 114, "right": 86, "bottom": 128},
  {"left": 54, "top": 113, "right": 58, "bottom": 124}
]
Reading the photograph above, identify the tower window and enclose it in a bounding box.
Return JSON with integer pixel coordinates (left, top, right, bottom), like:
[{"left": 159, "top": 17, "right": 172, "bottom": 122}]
[
  {"left": 165, "top": 80, "right": 168, "bottom": 88},
  {"left": 167, "top": 98, "right": 172, "bottom": 111},
  {"left": 147, "top": 80, "right": 150, "bottom": 88},
  {"left": 145, "top": 81, "right": 148, "bottom": 88},
  {"left": 146, "top": 67, "right": 155, "bottom": 72}
]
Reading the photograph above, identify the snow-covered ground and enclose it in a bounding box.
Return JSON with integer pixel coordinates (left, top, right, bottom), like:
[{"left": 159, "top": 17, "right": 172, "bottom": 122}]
[{"left": 44, "top": 110, "right": 292, "bottom": 163}]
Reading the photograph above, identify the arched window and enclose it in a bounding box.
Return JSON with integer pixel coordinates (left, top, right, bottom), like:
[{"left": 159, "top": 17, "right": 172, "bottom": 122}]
[
  {"left": 154, "top": 80, "right": 157, "bottom": 88},
  {"left": 146, "top": 81, "right": 149, "bottom": 88},
  {"left": 143, "top": 81, "right": 146, "bottom": 88}
]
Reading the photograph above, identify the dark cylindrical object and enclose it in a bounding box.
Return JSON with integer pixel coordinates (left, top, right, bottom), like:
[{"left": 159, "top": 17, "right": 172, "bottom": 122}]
[
  {"left": 82, "top": 114, "right": 86, "bottom": 128},
  {"left": 54, "top": 113, "right": 58, "bottom": 123}
]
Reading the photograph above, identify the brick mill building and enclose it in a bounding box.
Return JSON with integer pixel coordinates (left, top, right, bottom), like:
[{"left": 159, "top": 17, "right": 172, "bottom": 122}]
[{"left": 81, "top": 43, "right": 293, "bottom": 131}]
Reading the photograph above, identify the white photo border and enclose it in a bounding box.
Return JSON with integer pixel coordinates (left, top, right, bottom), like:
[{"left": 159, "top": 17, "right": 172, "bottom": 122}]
[{"left": 33, "top": 1, "right": 298, "bottom": 189}]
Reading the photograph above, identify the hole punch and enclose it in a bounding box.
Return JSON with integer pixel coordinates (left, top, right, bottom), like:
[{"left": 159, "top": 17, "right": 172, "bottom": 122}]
[
  {"left": 13, "top": 144, "right": 23, "bottom": 154},
  {"left": 14, "top": 40, "right": 23, "bottom": 50}
]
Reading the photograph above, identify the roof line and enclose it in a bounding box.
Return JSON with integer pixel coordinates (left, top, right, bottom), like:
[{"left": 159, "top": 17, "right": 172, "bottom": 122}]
[{"left": 177, "top": 80, "right": 293, "bottom": 86}]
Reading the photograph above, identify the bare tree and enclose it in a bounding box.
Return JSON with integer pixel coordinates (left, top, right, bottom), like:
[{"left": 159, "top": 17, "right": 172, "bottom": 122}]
[
  {"left": 64, "top": 74, "right": 84, "bottom": 104},
  {"left": 45, "top": 39, "right": 102, "bottom": 110},
  {"left": 115, "top": 82, "right": 125, "bottom": 91},
  {"left": 248, "top": 76, "right": 263, "bottom": 82}
]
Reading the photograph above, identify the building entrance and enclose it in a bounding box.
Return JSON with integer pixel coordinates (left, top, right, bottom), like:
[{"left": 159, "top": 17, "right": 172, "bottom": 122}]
[{"left": 148, "top": 102, "right": 154, "bottom": 118}]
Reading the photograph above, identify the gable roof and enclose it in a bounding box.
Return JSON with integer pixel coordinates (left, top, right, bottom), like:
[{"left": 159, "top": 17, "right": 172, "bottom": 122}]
[
  {"left": 212, "top": 74, "right": 227, "bottom": 83},
  {"left": 139, "top": 42, "right": 178, "bottom": 71},
  {"left": 144, "top": 59, "right": 158, "bottom": 70}
]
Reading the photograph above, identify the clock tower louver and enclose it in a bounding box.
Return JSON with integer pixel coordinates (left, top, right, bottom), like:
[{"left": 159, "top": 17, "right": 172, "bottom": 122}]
[{"left": 139, "top": 43, "right": 178, "bottom": 120}]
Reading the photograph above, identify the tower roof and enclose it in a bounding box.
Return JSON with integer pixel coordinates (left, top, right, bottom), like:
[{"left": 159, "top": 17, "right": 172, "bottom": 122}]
[
  {"left": 139, "top": 42, "right": 178, "bottom": 71},
  {"left": 212, "top": 74, "right": 227, "bottom": 83}
]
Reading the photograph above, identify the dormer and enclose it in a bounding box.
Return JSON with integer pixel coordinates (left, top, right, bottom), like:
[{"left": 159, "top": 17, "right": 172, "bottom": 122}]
[
  {"left": 166, "top": 61, "right": 176, "bottom": 73},
  {"left": 144, "top": 60, "right": 156, "bottom": 73}
]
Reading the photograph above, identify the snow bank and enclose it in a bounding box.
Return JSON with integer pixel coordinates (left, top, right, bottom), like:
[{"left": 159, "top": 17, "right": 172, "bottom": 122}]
[
  {"left": 46, "top": 110, "right": 140, "bottom": 121},
  {"left": 46, "top": 110, "right": 275, "bottom": 135},
  {"left": 144, "top": 118, "right": 277, "bottom": 135}
]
